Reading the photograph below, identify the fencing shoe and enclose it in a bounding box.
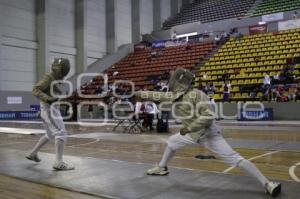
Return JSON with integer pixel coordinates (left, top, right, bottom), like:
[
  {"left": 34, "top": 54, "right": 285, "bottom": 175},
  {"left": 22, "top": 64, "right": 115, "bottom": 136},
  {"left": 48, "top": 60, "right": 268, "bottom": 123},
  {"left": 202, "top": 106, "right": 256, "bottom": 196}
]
[
  {"left": 53, "top": 162, "right": 75, "bottom": 171},
  {"left": 147, "top": 166, "right": 169, "bottom": 176},
  {"left": 265, "top": 181, "right": 281, "bottom": 197},
  {"left": 26, "top": 154, "right": 41, "bottom": 162}
]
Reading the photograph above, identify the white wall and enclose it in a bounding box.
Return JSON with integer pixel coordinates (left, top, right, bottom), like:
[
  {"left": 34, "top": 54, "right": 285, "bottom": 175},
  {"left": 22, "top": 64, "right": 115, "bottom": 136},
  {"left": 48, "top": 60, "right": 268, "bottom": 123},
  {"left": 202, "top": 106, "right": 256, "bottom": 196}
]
[
  {"left": 115, "top": 0, "right": 132, "bottom": 49},
  {"left": 0, "top": 0, "right": 36, "bottom": 91},
  {"left": 0, "top": 0, "right": 156, "bottom": 93},
  {"left": 140, "top": 0, "right": 153, "bottom": 35},
  {"left": 87, "top": 0, "right": 106, "bottom": 65},
  {"left": 161, "top": 0, "right": 171, "bottom": 25}
]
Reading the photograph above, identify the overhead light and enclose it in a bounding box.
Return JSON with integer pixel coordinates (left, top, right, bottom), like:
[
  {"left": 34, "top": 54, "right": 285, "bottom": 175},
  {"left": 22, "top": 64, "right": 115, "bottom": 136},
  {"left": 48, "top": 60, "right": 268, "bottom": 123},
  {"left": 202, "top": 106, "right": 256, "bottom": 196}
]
[{"left": 176, "top": 32, "right": 198, "bottom": 38}]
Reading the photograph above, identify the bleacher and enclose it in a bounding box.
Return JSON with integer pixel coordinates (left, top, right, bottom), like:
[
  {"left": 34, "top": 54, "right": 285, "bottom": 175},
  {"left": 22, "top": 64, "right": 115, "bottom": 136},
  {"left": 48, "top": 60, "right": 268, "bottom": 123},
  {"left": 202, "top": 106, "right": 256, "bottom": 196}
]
[
  {"left": 251, "top": 0, "right": 300, "bottom": 17},
  {"left": 81, "top": 42, "right": 216, "bottom": 95},
  {"left": 163, "top": 0, "right": 255, "bottom": 29},
  {"left": 196, "top": 29, "right": 300, "bottom": 102}
]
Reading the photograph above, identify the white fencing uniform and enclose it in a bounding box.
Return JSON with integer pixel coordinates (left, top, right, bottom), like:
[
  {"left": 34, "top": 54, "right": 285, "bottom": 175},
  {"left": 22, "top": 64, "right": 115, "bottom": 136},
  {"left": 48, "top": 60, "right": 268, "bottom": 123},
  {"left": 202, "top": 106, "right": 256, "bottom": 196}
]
[
  {"left": 40, "top": 102, "right": 68, "bottom": 141},
  {"left": 167, "top": 131, "right": 244, "bottom": 167}
]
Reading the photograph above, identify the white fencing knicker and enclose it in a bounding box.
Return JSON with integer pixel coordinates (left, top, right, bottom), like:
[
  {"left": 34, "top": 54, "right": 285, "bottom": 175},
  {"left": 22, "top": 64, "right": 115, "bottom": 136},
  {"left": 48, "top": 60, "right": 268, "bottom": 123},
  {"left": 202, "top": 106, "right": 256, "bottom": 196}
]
[
  {"left": 40, "top": 102, "right": 68, "bottom": 141},
  {"left": 167, "top": 132, "right": 244, "bottom": 167}
]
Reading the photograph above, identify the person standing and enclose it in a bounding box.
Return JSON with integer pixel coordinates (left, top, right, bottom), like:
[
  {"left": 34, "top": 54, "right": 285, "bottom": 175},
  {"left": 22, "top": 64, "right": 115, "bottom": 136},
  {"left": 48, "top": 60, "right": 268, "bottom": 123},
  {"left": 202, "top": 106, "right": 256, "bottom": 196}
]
[
  {"left": 223, "top": 81, "right": 231, "bottom": 102},
  {"left": 26, "top": 58, "right": 74, "bottom": 171},
  {"left": 144, "top": 101, "right": 158, "bottom": 131}
]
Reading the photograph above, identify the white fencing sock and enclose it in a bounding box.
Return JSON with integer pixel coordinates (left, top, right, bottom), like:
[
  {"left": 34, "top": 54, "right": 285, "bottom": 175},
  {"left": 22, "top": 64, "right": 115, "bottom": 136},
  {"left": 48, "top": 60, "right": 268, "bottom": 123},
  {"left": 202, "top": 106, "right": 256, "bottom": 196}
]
[
  {"left": 159, "top": 147, "right": 176, "bottom": 168},
  {"left": 55, "top": 139, "right": 65, "bottom": 163},
  {"left": 30, "top": 135, "right": 49, "bottom": 155},
  {"left": 239, "top": 159, "right": 269, "bottom": 187}
]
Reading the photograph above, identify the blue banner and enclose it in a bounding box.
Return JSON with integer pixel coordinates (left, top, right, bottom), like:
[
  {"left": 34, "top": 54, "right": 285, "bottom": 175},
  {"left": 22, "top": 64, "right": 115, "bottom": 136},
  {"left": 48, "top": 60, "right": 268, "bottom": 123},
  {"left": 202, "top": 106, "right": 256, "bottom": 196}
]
[
  {"left": 0, "top": 111, "right": 40, "bottom": 120},
  {"left": 152, "top": 40, "right": 166, "bottom": 48},
  {"left": 239, "top": 108, "right": 273, "bottom": 121}
]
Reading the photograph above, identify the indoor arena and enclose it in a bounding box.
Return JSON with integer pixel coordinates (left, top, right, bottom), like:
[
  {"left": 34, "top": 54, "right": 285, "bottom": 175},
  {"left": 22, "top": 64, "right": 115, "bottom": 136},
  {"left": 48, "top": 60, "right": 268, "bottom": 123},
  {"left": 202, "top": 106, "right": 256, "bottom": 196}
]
[{"left": 0, "top": 0, "right": 299, "bottom": 198}]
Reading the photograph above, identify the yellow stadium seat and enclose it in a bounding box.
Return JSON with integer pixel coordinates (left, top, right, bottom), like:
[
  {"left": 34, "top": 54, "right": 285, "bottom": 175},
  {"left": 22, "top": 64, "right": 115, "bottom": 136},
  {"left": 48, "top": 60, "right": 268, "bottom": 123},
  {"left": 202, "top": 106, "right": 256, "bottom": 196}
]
[
  {"left": 251, "top": 79, "right": 257, "bottom": 84},
  {"left": 242, "top": 93, "right": 249, "bottom": 98}
]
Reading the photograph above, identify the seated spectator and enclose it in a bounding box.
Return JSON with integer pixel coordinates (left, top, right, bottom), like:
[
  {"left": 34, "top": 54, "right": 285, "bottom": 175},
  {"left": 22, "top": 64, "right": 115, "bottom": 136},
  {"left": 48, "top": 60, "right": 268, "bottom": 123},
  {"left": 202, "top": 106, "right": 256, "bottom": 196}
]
[
  {"left": 272, "top": 72, "right": 280, "bottom": 84},
  {"left": 151, "top": 50, "right": 158, "bottom": 58},
  {"left": 214, "top": 35, "right": 221, "bottom": 45},
  {"left": 201, "top": 82, "right": 208, "bottom": 95},
  {"left": 288, "top": 86, "right": 298, "bottom": 101},
  {"left": 250, "top": 91, "right": 257, "bottom": 98},
  {"left": 292, "top": 11, "right": 298, "bottom": 19},
  {"left": 221, "top": 31, "right": 228, "bottom": 39},
  {"left": 271, "top": 86, "right": 280, "bottom": 101},
  {"left": 159, "top": 80, "right": 169, "bottom": 92}
]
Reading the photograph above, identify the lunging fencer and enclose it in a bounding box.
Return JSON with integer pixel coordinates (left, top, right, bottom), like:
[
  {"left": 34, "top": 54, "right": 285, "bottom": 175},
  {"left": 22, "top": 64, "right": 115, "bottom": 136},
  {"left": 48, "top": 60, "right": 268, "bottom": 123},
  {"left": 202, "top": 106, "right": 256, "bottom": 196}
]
[
  {"left": 26, "top": 58, "right": 74, "bottom": 171},
  {"left": 135, "top": 68, "right": 281, "bottom": 197}
]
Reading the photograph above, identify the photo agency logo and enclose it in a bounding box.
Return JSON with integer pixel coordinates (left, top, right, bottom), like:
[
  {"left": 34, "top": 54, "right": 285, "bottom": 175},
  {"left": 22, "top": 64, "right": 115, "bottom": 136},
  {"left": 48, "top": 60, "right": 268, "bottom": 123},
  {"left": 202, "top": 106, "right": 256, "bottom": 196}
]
[
  {"left": 49, "top": 73, "right": 267, "bottom": 125},
  {"left": 50, "top": 73, "right": 136, "bottom": 127}
]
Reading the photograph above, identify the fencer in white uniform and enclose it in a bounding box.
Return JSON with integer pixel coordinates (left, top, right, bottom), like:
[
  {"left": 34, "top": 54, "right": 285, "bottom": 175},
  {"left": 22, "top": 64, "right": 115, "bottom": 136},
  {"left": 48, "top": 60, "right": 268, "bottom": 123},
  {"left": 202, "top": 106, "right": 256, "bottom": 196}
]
[{"left": 136, "top": 68, "right": 281, "bottom": 197}]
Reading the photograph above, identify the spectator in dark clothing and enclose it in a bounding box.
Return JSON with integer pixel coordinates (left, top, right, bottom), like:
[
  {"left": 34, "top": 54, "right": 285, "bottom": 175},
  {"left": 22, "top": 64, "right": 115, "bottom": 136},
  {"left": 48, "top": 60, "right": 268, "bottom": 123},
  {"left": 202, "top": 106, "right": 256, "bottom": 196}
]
[
  {"left": 236, "top": 33, "right": 244, "bottom": 42},
  {"left": 95, "top": 86, "right": 103, "bottom": 95},
  {"left": 222, "top": 72, "right": 230, "bottom": 82}
]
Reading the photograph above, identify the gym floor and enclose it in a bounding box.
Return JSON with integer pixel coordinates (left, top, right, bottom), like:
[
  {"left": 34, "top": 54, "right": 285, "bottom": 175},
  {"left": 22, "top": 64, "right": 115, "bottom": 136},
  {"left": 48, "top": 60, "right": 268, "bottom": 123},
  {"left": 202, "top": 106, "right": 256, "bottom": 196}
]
[{"left": 0, "top": 121, "right": 299, "bottom": 199}]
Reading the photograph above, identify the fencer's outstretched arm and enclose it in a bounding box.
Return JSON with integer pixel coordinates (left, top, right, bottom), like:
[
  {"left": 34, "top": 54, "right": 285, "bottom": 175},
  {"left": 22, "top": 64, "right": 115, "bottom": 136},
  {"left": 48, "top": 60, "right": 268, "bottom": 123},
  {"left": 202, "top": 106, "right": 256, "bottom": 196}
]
[
  {"left": 135, "top": 91, "right": 182, "bottom": 102},
  {"left": 186, "top": 90, "right": 216, "bottom": 132},
  {"left": 32, "top": 74, "right": 56, "bottom": 103}
]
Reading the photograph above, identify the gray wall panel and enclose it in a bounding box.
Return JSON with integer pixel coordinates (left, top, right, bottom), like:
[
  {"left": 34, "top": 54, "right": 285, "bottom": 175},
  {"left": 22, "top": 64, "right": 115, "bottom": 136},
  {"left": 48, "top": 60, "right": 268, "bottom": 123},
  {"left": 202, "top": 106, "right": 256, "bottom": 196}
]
[
  {"left": 48, "top": 0, "right": 75, "bottom": 48},
  {"left": 87, "top": 0, "right": 106, "bottom": 58},
  {"left": 0, "top": 91, "right": 38, "bottom": 111},
  {"left": 0, "top": 1, "right": 35, "bottom": 41},
  {"left": 140, "top": 0, "right": 153, "bottom": 35},
  {"left": 115, "top": 0, "right": 132, "bottom": 48}
]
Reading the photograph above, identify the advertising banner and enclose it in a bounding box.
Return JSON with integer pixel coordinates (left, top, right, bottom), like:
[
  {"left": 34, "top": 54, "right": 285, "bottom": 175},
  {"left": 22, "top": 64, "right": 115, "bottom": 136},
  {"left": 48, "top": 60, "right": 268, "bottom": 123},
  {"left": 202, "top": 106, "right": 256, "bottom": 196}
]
[
  {"left": 152, "top": 40, "right": 166, "bottom": 48},
  {"left": 0, "top": 111, "right": 40, "bottom": 120},
  {"left": 164, "top": 40, "right": 187, "bottom": 47},
  {"left": 249, "top": 24, "right": 268, "bottom": 35},
  {"left": 238, "top": 108, "right": 273, "bottom": 121}
]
